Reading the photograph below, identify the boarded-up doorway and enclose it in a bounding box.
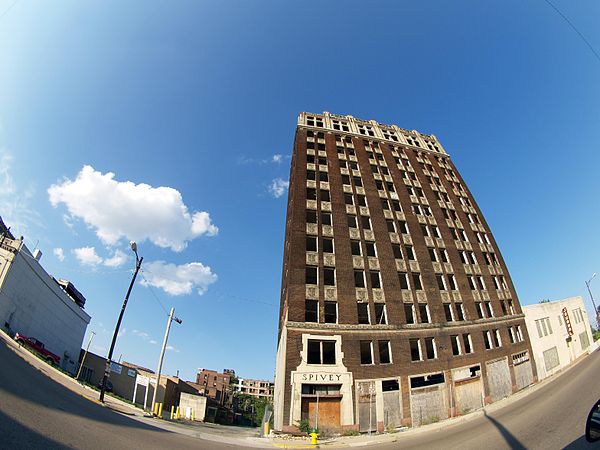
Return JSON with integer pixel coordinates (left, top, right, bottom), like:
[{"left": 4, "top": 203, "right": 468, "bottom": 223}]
[
  {"left": 512, "top": 351, "right": 533, "bottom": 391},
  {"left": 357, "top": 381, "right": 376, "bottom": 432},
  {"left": 486, "top": 358, "right": 512, "bottom": 402},
  {"left": 382, "top": 379, "right": 402, "bottom": 429},
  {"left": 301, "top": 397, "right": 341, "bottom": 430}
]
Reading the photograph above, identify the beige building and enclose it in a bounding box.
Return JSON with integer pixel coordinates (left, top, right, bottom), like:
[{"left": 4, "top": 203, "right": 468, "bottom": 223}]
[
  {"left": 522, "top": 296, "right": 594, "bottom": 380},
  {"left": 237, "top": 378, "right": 274, "bottom": 399}
]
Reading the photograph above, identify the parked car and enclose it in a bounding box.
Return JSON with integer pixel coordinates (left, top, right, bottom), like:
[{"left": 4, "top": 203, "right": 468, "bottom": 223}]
[{"left": 14, "top": 332, "right": 61, "bottom": 366}]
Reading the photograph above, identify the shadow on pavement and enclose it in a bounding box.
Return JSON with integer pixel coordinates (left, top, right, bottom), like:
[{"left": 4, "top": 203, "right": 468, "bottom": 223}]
[
  {"left": 483, "top": 411, "right": 526, "bottom": 450},
  {"left": 0, "top": 340, "right": 167, "bottom": 433},
  {"left": 0, "top": 409, "right": 69, "bottom": 450},
  {"left": 563, "top": 435, "right": 593, "bottom": 449}
]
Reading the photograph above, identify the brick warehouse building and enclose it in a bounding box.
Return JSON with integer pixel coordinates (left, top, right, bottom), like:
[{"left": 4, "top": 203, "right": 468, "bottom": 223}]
[{"left": 273, "top": 112, "right": 536, "bottom": 433}]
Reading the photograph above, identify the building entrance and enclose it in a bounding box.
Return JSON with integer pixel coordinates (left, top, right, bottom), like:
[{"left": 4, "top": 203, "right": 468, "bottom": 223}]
[{"left": 300, "top": 384, "right": 341, "bottom": 430}]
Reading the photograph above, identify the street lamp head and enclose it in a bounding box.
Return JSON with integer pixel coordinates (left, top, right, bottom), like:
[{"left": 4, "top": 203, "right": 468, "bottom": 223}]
[
  {"left": 175, "top": 317, "right": 182, "bottom": 325},
  {"left": 130, "top": 241, "right": 137, "bottom": 253}
]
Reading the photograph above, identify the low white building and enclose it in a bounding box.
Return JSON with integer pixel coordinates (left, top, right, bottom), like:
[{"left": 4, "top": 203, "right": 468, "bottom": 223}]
[
  {"left": 522, "top": 296, "right": 594, "bottom": 380},
  {"left": 0, "top": 232, "right": 91, "bottom": 374}
]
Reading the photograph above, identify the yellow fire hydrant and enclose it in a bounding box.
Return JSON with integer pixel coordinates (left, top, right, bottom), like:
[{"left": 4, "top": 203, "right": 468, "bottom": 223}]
[{"left": 309, "top": 432, "right": 319, "bottom": 445}]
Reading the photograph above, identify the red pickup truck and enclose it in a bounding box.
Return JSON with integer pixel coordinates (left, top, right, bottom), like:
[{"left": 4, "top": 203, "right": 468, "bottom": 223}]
[{"left": 14, "top": 333, "right": 61, "bottom": 366}]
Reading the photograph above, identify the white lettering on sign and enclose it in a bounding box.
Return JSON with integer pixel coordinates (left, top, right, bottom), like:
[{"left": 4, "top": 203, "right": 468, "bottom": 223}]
[
  {"left": 137, "top": 375, "right": 149, "bottom": 387},
  {"left": 301, "top": 373, "right": 343, "bottom": 382},
  {"left": 110, "top": 362, "right": 122, "bottom": 375}
]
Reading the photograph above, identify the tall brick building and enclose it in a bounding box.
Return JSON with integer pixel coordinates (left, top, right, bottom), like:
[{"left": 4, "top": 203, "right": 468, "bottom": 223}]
[{"left": 273, "top": 112, "right": 536, "bottom": 432}]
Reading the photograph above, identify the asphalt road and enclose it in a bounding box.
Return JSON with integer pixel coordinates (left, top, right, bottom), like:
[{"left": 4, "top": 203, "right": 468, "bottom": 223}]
[
  {"left": 0, "top": 339, "right": 252, "bottom": 449},
  {"left": 2, "top": 334, "right": 600, "bottom": 449},
  {"left": 379, "top": 349, "right": 600, "bottom": 449}
]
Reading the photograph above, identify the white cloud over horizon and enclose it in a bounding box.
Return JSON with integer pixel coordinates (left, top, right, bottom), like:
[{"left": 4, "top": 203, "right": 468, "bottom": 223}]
[
  {"left": 72, "top": 246, "right": 129, "bottom": 268},
  {"left": 73, "top": 246, "right": 103, "bottom": 266},
  {"left": 141, "top": 260, "right": 217, "bottom": 296},
  {"left": 268, "top": 177, "right": 289, "bottom": 198},
  {"left": 48, "top": 165, "right": 218, "bottom": 252},
  {"left": 53, "top": 247, "right": 65, "bottom": 262}
]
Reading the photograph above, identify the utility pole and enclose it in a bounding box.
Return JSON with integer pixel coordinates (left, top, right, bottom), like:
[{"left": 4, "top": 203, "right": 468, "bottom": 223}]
[
  {"left": 151, "top": 307, "right": 182, "bottom": 415},
  {"left": 100, "top": 241, "right": 143, "bottom": 403},
  {"left": 586, "top": 273, "right": 599, "bottom": 330},
  {"left": 76, "top": 331, "right": 96, "bottom": 380}
]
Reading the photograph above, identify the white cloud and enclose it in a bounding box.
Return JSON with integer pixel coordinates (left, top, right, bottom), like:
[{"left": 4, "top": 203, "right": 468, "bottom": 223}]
[
  {"left": 53, "top": 248, "right": 65, "bottom": 262},
  {"left": 268, "top": 177, "right": 289, "bottom": 198},
  {"left": 132, "top": 329, "right": 157, "bottom": 345},
  {"left": 272, "top": 154, "right": 283, "bottom": 163},
  {"left": 48, "top": 165, "right": 218, "bottom": 252},
  {"left": 73, "top": 246, "right": 103, "bottom": 266},
  {"left": 141, "top": 260, "right": 217, "bottom": 296},
  {"left": 166, "top": 345, "right": 180, "bottom": 353},
  {"left": 0, "top": 151, "right": 40, "bottom": 237},
  {"left": 103, "top": 249, "right": 128, "bottom": 268}
]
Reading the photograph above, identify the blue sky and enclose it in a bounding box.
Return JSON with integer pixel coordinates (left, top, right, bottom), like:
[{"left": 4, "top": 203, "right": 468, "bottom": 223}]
[{"left": 0, "top": 1, "right": 599, "bottom": 381}]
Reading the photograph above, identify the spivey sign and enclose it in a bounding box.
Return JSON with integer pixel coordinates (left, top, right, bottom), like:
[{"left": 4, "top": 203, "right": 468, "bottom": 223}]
[{"left": 301, "top": 373, "right": 343, "bottom": 382}]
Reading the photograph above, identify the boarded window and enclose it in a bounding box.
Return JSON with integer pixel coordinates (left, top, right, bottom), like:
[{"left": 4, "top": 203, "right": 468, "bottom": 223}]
[{"left": 306, "top": 267, "right": 317, "bottom": 285}]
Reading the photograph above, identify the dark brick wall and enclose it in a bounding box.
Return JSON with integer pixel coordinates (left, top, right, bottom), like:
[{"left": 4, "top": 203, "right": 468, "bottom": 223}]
[{"left": 277, "top": 121, "right": 535, "bottom": 426}]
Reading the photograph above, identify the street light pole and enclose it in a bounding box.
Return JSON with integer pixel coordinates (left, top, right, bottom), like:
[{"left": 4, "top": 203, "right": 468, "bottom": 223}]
[
  {"left": 586, "top": 273, "right": 599, "bottom": 330},
  {"left": 99, "top": 242, "right": 143, "bottom": 403},
  {"left": 76, "top": 331, "right": 96, "bottom": 380},
  {"left": 151, "top": 307, "right": 182, "bottom": 415}
]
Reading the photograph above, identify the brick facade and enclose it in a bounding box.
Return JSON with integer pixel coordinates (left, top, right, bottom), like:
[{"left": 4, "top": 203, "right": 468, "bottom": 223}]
[{"left": 274, "top": 112, "right": 536, "bottom": 432}]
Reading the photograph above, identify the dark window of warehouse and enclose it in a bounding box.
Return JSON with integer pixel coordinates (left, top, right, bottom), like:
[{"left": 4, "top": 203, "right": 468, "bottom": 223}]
[
  {"left": 404, "top": 303, "right": 415, "bottom": 323},
  {"left": 306, "top": 266, "right": 317, "bottom": 284},
  {"left": 306, "top": 236, "right": 317, "bottom": 252},
  {"left": 323, "top": 268, "right": 335, "bottom": 286},
  {"left": 357, "top": 303, "right": 370, "bottom": 324},
  {"left": 324, "top": 302, "right": 337, "bottom": 324},
  {"left": 354, "top": 270, "right": 365, "bottom": 288},
  {"left": 360, "top": 341, "right": 373, "bottom": 365},
  {"left": 305, "top": 300, "right": 318, "bottom": 322},
  {"left": 378, "top": 341, "right": 391, "bottom": 364},
  {"left": 374, "top": 304, "right": 386, "bottom": 324}
]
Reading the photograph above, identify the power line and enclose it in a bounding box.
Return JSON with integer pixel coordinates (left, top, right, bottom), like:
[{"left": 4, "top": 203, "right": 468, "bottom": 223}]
[
  {"left": 542, "top": 0, "right": 600, "bottom": 64},
  {"left": 0, "top": 0, "right": 18, "bottom": 21},
  {"left": 139, "top": 269, "right": 170, "bottom": 317}
]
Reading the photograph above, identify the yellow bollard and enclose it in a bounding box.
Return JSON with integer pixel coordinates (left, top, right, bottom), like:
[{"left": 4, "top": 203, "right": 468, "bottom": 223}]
[
  {"left": 309, "top": 432, "right": 318, "bottom": 445},
  {"left": 175, "top": 406, "right": 180, "bottom": 419},
  {"left": 170, "top": 405, "right": 175, "bottom": 420},
  {"left": 191, "top": 409, "right": 195, "bottom": 421},
  {"left": 152, "top": 403, "right": 158, "bottom": 415},
  {"left": 264, "top": 422, "right": 270, "bottom": 436},
  {"left": 158, "top": 403, "right": 163, "bottom": 419}
]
